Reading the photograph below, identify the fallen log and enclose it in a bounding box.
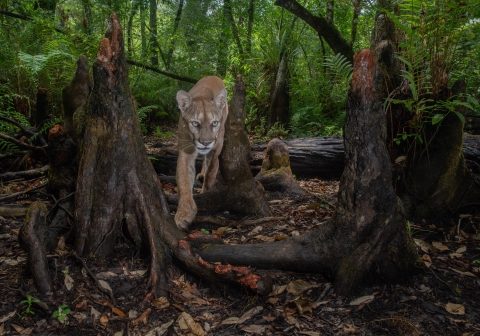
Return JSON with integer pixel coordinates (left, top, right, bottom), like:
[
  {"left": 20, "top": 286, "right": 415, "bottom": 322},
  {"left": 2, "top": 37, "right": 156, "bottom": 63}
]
[{"left": 150, "top": 135, "right": 480, "bottom": 179}]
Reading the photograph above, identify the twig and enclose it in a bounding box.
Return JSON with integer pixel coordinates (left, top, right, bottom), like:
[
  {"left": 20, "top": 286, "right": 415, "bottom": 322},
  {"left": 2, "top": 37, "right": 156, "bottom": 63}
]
[
  {"left": 0, "top": 183, "right": 46, "bottom": 203},
  {"left": 71, "top": 252, "right": 116, "bottom": 304},
  {"left": 0, "top": 132, "right": 47, "bottom": 156},
  {"left": 193, "top": 215, "right": 287, "bottom": 228},
  {"left": 0, "top": 151, "right": 28, "bottom": 159},
  {"left": 0, "top": 165, "right": 49, "bottom": 182},
  {"left": 130, "top": 308, "right": 151, "bottom": 327},
  {"left": 46, "top": 192, "right": 74, "bottom": 217},
  {"left": 428, "top": 267, "right": 459, "bottom": 296},
  {"left": 0, "top": 116, "right": 47, "bottom": 146},
  {"left": 316, "top": 283, "right": 332, "bottom": 302}
]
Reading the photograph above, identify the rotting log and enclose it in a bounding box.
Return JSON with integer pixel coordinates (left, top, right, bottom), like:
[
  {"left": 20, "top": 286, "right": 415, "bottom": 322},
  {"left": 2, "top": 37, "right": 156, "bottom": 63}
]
[
  {"left": 71, "top": 13, "right": 271, "bottom": 299},
  {"left": 18, "top": 202, "right": 54, "bottom": 295},
  {"left": 254, "top": 138, "right": 305, "bottom": 196},
  {"left": 196, "top": 49, "right": 421, "bottom": 296},
  {"left": 152, "top": 135, "right": 479, "bottom": 180}
]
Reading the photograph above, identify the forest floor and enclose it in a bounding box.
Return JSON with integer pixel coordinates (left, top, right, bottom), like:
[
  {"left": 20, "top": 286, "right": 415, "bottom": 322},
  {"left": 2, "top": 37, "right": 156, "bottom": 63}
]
[{"left": 0, "top": 132, "right": 479, "bottom": 336}]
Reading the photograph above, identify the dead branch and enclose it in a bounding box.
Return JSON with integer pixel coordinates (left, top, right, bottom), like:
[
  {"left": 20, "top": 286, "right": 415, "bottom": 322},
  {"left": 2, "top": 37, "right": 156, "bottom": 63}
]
[
  {"left": 0, "top": 115, "right": 47, "bottom": 146},
  {"left": 0, "top": 165, "right": 48, "bottom": 182},
  {"left": 0, "top": 183, "right": 46, "bottom": 203},
  {"left": 0, "top": 132, "right": 47, "bottom": 156}
]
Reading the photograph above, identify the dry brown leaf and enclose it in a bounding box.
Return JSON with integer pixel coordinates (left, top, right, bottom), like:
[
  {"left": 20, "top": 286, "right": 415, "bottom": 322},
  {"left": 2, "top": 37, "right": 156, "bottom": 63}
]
[
  {"left": 91, "top": 307, "right": 101, "bottom": 319},
  {"left": 144, "top": 320, "right": 174, "bottom": 336},
  {"left": 262, "top": 314, "right": 276, "bottom": 322},
  {"left": 248, "top": 226, "right": 263, "bottom": 236},
  {"left": 285, "top": 315, "right": 299, "bottom": 326},
  {"left": 269, "top": 284, "right": 287, "bottom": 296},
  {"left": 0, "top": 311, "right": 15, "bottom": 323},
  {"left": 287, "top": 298, "right": 317, "bottom": 314},
  {"left": 449, "top": 253, "right": 463, "bottom": 259},
  {"left": 254, "top": 235, "right": 275, "bottom": 242},
  {"left": 299, "top": 332, "right": 320, "bottom": 336},
  {"left": 445, "top": 303, "right": 465, "bottom": 315},
  {"left": 414, "top": 239, "right": 436, "bottom": 253},
  {"left": 349, "top": 295, "right": 374, "bottom": 306},
  {"left": 71, "top": 312, "right": 87, "bottom": 321},
  {"left": 432, "top": 242, "right": 449, "bottom": 251},
  {"left": 265, "top": 297, "right": 278, "bottom": 305},
  {"left": 11, "top": 324, "right": 24, "bottom": 333},
  {"left": 19, "top": 327, "right": 34, "bottom": 335},
  {"left": 98, "top": 280, "right": 112, "bottom": 292},
  {"left": 112, "top": 307, "right": 127, "bottom": 317},
  {"left": 176, "top": 312, "right": 204, "bottom": 336},
  {"left": 456, "top": 246, "right": 467, "bottom": 254},
  {"left": 100, "top": 315, "right": 109, "bottom": 326},
  {"left": 451, "top": 268, "right": 476, "bottom": 277},
  {"left": 286, "top": 279, "right": 318, "bottom": 295},
  {"left": 422, "top": 254, "right": 432, "bottom": 267},
  {"left": 75, "top": 299, "right": 87, "bottom": 310},
  {"left": 238, "top": 306, "right": 263, "bottom": 324},
  {"left": 342, "top": 324, "right": 357, "bottom": 334},
  {"left": 64, "top": 274, "right": 74, "bottom": 291},
  {"left": 213, "top": 227, "right": 228, "bottom": 235},
  {"left": 241, "top": 325, "right": 269, "bottom": 334},
  {"left": 221, "top": 317, "right": 240, "bottom": 325},
  {"left": 274, "top": 233, "right": 289, "bottom": 241},
  {"left": 152, "top": 297, "right": 170, "bottom": 309}
]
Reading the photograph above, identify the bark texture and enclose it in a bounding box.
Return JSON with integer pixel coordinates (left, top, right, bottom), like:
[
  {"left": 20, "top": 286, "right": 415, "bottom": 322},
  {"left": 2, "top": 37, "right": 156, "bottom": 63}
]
[
  {"left": 62, "top": 55, "right": 91, "bottom": 141},
  {"left": 255, "top": 138, "right": 305, "bottom": 196},
  {"left": 72, "top": 13, "right": 271, "bottom": 298},
  {"left": 18, "top": 202, "right": 54, "bottom": 294},
  {"left": 198, "top": 49, "right": 420, "bottom": 296},
  {"left": 192, "top": 75, "right": 271, "bottom": 217}
]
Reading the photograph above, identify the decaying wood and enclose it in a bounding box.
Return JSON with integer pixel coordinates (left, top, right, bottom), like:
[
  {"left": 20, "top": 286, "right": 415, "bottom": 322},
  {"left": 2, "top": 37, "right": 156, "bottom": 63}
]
[
  {"left": 0, "top": 165, "right": 48, "bottom": 182},
  {"left": 18, "top": 202, "right": 54, "bottom": 295},
  {"left": 255, "top": 138, "right": 306, "bottom": 196},
  {"left": 197, "top": 48, "right": 420, "bottom": 296},
  {"left": 0, "top": 205, "right": 29, "bottom": 217},
  {"left": 0, "top": 183, "right": 46, "bottom": 203},
  {"left": 72, "top": 13, "right": 271, "bottom": 298},
  {"left": 62, "top": 55, "right": 92, "bottom": 141}
]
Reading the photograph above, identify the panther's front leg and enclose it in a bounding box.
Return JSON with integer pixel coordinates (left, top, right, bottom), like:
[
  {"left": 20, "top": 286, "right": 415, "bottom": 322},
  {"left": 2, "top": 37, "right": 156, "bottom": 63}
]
[{"left": 175, "top": 150, "right": 197, "bottom": 230}]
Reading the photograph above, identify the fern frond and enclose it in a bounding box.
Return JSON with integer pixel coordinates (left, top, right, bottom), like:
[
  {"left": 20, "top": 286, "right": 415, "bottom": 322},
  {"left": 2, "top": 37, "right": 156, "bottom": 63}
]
[
  {"left": 0, "top": 137, "right": 20, "bottom": 153},
  {"left": 324, "top": 53, "right": 353, "bottom": 82}
]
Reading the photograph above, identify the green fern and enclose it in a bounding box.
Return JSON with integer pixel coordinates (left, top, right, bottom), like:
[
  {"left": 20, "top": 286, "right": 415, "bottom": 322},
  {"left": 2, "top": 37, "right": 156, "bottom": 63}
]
[
  {"left": 323, "top": 53, "right": 353, "bottom": 82},
  {"left": 29, "top": 116, "right": 62, "bottom": 142},
  {"left": 0, "top": 138, "right": 19, "bottom": 153}
]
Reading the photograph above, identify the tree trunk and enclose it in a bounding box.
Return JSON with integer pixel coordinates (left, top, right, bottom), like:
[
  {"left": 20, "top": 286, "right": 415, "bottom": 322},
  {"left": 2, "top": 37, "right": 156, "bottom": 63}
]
[
  {"left": 140, "top": 1, "right": 147, "bottom": 60},
  {"left": 34, "top": 88, "right": 48, "bottom": 127},
  {"left": 266, "top": 51, "right": 290, "bottom": 128},
  {"left": 72, "top": 13, "right": 271, "bottom": 299},
  {"left": 326, "top": 0, "right": 334, "bottom": 25},
  {"left": 127, "top": 0, "right": 140, "bottom": 56},
  {"left": 198, "top": 49, "right": 420, "bottom": 296},
  {"left": 165, "top": 0, "right": 184, "bottom": 69},
  {"left": 246, "top": 0, "right": 255, "bottom": 55},
  {"left": 81, "top": 0, "right": 93, "bottom": 34},
  {"left": 190, "top": 75, "right": 271, "bottom": 217},
  {"left": 62, "top": 55, "right": 91, "bottom": 142},
  {"left": 149, "top": 0, "right": 159, "bottom": 66},
  {"left": 224, "top": 0, "right": 244, "bottom": 55}
]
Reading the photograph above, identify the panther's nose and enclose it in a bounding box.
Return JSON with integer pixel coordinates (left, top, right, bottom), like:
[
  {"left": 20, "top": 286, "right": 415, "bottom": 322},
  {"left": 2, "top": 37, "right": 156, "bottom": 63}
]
[{"left": 199, "top": 140, "right": 213, "bottom": 147}]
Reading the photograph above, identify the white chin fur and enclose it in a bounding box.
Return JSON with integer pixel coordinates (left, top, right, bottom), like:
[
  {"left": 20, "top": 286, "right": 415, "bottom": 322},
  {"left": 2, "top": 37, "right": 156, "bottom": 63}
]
[{"left": 196, "top": 148, "right": 212, "bottom": 155}]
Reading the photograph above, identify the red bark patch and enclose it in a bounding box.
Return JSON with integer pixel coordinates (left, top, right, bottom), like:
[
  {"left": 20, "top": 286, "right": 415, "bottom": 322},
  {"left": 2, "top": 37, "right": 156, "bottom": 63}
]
[
  {"left": 215, "top": 264, "right": 233, "bottom": 274},
  {"left": 178, "top": 240, "right": 191, "bottom": 254},
  {"left": 48, "top": 124, "right": 67, "bottom": 141},
  {"left": 352, "top": 49, "right": 375, "bottom": 100},
  {"left": 238, "top": 273, "right": 262, "bottom": 289}
]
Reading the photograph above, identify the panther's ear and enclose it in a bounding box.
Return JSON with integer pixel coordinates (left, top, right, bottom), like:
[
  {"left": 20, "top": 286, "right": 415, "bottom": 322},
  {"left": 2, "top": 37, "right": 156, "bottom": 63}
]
[
  {"left": 176, "top": 90, "right": 192, "bottom": 113},
  {"left": 213, "top": 89, "right": 227, "bottom": 110}
]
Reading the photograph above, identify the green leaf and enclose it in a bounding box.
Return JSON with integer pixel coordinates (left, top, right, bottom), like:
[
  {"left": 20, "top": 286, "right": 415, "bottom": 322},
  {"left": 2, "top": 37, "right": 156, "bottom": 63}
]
[
  {"left": 431, "top": 114, "right": 444, "bottom": 125},
  {"left": 454, "top": 111, "right": 465, "bottom": 124},
  {"left": 201, "top": 228, "right": 210, "bottom": 234},
  {"left": 52, "top": 311, "right": 59, "bottom": 318}
]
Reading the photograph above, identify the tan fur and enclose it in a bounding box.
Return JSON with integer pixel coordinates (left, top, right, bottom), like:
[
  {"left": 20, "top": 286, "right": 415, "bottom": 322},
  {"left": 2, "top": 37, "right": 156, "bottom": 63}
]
[{"left": 175, "top": 76, "right": 228, "bottom": 230}]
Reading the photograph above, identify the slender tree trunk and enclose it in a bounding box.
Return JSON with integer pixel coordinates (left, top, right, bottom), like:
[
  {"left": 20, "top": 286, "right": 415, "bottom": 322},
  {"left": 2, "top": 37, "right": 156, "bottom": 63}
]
[
  {"left": 216, "top": 3, "right": 229, "bottom": 77},
  {"left": 266, "top": 51, "right": 290, "bottom": 128},
  {"left": 127, "top": 0, "right": 140, "bottom": 56},
  {"left": 326, "top": 0, "right": 334, "bottom": 25},
  {"left": 350, "top": 0, "right": 361, "bottom": 46},
  {"left": 140, "top": 1, "right": 147, "bottom": 60},
  {"left": 246, "top": 0, "right": 255, "bottom": 55},
  {"left": 149, "top": 0, "right": 159, "bottom": 66},
  {"left": 165, "top": 0, "right": 184, "bottom": 69},
  {"left": 224, "top": 0, "right": 244, "bottom": 55},
  {"left": 81, "top": 0, "right": 93, "bottom": 34}
]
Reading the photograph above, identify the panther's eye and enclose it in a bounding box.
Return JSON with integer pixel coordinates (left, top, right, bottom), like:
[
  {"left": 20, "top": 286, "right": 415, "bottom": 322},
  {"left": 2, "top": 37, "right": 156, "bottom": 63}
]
[
  {"left": 212, "top": 120, "right": 219, "bottom": 127},
  {"left": 191, "top": 121, "right": 200, "bottom": 127}
]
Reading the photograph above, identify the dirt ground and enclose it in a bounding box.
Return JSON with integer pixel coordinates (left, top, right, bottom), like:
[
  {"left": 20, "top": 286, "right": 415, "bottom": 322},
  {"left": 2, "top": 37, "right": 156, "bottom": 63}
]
[{"left": 0, "top": 133, "right": 479, "bottom": 336}]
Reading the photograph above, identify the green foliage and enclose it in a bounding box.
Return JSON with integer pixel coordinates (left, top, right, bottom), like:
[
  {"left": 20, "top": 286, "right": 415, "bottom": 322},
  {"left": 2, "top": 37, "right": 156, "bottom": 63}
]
[
  {"left": 266, "top": 122, "right": 289, "bottom": 139},
  {"left": 20, "top": 296, "right": 40, "bottom": 319},
  {"left": 153, "top": 126, "right": 174, "bottom": 138},
  {"left": 323, "top": 53, "right": 353, "bottom": 83},
  {"left": 52, "top": 304, "right": 71, "bottom": 324}
]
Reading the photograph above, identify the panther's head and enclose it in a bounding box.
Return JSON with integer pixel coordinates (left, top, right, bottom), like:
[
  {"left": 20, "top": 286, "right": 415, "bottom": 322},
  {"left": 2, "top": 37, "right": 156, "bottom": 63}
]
[{"left": 176, "top": 88, "right": 227, "bottom": 155}]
